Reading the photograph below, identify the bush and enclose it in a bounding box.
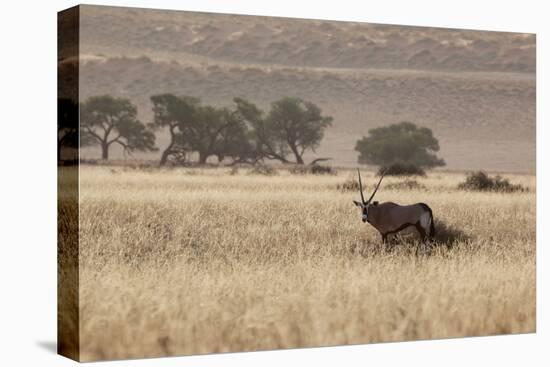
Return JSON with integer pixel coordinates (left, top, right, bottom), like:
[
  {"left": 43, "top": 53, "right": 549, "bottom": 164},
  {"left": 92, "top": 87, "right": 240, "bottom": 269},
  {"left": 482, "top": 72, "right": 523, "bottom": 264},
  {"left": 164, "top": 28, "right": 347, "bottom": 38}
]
[
  {"left": 289, "top": 164, "right": 335, "bottom": 175},
  {"left": 336, "top": 178, "right": 361, "bottom": 192},
  {"left": 378, "top": 162, "right": 426, "bottom": 176},
  {"left": 288, "top": 165, "right": 308, "bottom": 175},
  {"left": 249, "top": 164, "right": 278, "bottom": 176},
  {"left": 310, "top": 164, "right": 335, "bottom": 175},
  {"left": 458, "top": 171, "right": 526, "bottom": 192},
  {"left": 386, "top": 180, "right": 426, "bottom": 191},
  {"left": 355, "top": 122, "right": 445, "bottom": 168}
]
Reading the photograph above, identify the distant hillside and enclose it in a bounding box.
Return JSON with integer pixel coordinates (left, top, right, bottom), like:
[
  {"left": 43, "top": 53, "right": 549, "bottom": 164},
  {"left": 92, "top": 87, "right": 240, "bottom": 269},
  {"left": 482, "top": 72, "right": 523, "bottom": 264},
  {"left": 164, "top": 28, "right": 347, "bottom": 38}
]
[
  {"left": 79, "top": 5, "right": 535, "bottom": 73},
  {"left": 71, "top": 5, "right": 535, "bottom": 173}
]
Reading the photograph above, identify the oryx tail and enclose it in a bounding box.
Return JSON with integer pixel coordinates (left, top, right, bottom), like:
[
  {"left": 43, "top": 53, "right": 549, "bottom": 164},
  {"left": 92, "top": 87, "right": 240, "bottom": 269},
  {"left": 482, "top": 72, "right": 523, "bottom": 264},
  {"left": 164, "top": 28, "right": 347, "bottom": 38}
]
[{"left": 418, "top": 203, "right": 435, "bottom": 238}]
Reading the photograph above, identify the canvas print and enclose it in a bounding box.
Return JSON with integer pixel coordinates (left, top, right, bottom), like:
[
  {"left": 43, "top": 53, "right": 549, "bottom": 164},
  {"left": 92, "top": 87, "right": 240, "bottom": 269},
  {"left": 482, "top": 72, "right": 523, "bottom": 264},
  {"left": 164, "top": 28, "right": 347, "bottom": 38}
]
[{"left": 58, "top": 4, "right": 536, "bottom": 362}]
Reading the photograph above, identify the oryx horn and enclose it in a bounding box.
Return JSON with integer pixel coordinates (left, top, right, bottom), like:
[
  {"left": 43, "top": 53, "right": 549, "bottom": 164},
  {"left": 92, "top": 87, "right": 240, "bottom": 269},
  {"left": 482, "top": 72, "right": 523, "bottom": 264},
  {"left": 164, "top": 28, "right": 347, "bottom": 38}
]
[
  {"left": 357, "top": 168, "right": 386, "bottom": 205},
  {"left": 357, "top": 168, "right": 366, "bottom": 204},
  {"left": 366, "top": 170, "right": 386, "bottom": 203}
]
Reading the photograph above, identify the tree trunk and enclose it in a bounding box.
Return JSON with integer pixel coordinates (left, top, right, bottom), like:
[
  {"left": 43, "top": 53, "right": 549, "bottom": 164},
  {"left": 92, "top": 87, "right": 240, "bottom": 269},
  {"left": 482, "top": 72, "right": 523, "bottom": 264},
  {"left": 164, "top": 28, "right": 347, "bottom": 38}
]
[
  {"left": 160, "top": 126, "right": 176, "bottom": 166},
  {"left": 289, "top": 144, "right": 304, "bottom": 164},
  {"left": 198, "top": 151, "right": 208, "bottom": 164},
  {"left": 101, "top": 142, "right": 109, "bottom": 160},
  {"left": 159, "top": 148, "right": 172, "bottom": 166}
]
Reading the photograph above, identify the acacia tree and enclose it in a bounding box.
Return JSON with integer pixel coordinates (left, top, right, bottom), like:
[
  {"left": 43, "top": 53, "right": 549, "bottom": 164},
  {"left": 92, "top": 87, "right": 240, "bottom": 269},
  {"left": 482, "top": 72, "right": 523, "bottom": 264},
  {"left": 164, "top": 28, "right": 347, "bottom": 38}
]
[
  {"left": 80, "top": 95, "right": 156, "bottom": 160},
  {"left": 151, "top": 95, "right": 254, "bottom": 165},
  {"left": 58, "top": 98, "right": 94, "bottom": 162},
  {"left": 180, "top": 105, "right": 229, "bottom": 164},
  {"left": 263, "top": 97, "right": 332, "bottom": 164},
  {"left": 58, "top": 98, "right": 79, "bottom": 162},
  {"left": 148, "top": 95, "right": 332, "bottom": 166},
  {"left": 218, "top": 98, "right": 266, "bottom": 165},
  {"left": 150, "top": 94, "right": 198, "bottom": 166},
  {"left": 355, "top": 121, "right": 445, "bottom": 168}
]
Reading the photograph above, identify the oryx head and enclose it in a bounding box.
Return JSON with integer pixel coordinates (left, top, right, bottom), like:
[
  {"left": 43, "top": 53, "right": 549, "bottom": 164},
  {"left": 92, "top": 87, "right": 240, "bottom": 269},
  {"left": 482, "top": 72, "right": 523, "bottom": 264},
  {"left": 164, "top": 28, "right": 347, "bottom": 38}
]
[{"left": 353, "top": 169, "right": 385, "bottom": 223}]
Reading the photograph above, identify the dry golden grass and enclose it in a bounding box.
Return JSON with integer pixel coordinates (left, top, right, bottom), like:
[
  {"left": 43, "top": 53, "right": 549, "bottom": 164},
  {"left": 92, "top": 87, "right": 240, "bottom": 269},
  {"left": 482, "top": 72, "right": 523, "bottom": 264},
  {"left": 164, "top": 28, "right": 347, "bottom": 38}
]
[{"left": 74, "top": 166, "right": 535, "bottom": 361}]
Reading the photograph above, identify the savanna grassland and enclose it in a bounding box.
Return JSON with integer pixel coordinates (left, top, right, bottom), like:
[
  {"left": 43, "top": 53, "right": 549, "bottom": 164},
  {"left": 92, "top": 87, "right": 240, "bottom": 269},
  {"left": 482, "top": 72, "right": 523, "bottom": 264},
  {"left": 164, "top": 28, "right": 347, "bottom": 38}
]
[{"left": 72, "top": 165, "right": 535, "bottom": 361}]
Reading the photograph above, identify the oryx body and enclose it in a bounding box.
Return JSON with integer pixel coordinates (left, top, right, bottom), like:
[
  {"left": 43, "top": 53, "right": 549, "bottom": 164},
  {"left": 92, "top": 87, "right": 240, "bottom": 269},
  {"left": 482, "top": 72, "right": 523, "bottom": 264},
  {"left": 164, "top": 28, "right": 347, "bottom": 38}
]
[{"left": 353, "top": 170, "right": 435, "bottom": 243}]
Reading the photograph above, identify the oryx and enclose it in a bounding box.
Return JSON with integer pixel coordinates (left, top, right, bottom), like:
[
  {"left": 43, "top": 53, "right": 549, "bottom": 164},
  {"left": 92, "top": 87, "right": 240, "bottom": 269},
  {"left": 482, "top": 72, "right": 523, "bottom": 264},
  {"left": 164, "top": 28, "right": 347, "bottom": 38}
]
[{"left": 353, "top": 169, "right": 435, "bottom": 243}]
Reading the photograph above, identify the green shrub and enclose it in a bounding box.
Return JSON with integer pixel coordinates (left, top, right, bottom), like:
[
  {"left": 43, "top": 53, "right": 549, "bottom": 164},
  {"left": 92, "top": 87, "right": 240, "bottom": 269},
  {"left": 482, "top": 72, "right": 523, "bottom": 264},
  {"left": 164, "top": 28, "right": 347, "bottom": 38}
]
[{"left": 458, "top": 171, "right": 526, "bottom": 192}]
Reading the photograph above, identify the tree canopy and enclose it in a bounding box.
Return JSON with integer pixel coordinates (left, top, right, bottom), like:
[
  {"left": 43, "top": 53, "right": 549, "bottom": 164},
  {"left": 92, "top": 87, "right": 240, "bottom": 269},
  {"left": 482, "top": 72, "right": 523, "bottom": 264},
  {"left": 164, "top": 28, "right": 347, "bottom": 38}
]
[
  {"left": 262, "top": 97, "right": 332, "bottom": 164},
  {"left": 150, "top": 94, "right": 198, "bottom": 165},
  {"left": 82, "top": 94, "right": 333, "bottom": 165},
  {"left": 214, "top": 99, "right": 263, "bottom": 165},
  {"left": 151, "top": 94, "right": 256, "bottom": 165},
  {"left": 81, "top": 95, "right": 156, "bottom": 160},
  {"left": 149, "top": 95, "right": 331, "bottom": 166},
  {"left": 355, "top": 121, "right": 445, "bottom": 168}
]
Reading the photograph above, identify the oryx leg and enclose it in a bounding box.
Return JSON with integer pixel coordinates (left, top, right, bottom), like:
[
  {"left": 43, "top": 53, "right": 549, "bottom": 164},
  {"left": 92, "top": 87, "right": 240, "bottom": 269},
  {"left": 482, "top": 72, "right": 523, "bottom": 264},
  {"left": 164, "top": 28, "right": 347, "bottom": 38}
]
[
  {"left": 415, "top": 222, "right": 427, "bottom": 241},
  {"left": 381, "top": 233, "right": 393, "bottom": 252}
]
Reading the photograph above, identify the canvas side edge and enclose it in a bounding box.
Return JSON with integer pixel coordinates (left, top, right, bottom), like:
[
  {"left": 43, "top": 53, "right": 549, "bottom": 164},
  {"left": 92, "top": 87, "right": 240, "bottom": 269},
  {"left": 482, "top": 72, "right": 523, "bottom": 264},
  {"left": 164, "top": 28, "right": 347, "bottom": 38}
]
[{"left": 57, "top": 5, "right": 81, "bottom": 362}]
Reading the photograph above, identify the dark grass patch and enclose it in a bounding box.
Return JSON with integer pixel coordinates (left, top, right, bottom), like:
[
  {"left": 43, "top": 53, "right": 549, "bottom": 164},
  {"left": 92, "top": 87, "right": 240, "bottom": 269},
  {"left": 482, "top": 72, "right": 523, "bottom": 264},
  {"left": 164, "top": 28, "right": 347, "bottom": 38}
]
[
  {"left": 378, "top": 163, "right": 426, "bottom": 177},
  {"left": 385, "top": 179, "right": 427, "bottom": 191},
  {"left": 289, "top": 164, "right": 336, "bottom": 175},
  {"left": 336, "top": 178, "right": 360, "bottom": 192},
  {"left": 432, "top": 219, "right": 471, "bottom": 248},
  {"left": 248, "top": 164, "right": 278, "bottom": 176}
]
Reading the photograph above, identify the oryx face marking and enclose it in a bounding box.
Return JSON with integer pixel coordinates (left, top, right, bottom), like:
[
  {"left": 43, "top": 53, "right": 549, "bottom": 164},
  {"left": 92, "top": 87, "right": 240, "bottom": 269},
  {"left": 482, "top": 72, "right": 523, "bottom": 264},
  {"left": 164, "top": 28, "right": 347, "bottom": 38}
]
[
  {"left": 353, "top": 200, "right": 369, "bottom": 222},
  {"left": 362, "top": 206, "right": 368, "bottom": 222}
]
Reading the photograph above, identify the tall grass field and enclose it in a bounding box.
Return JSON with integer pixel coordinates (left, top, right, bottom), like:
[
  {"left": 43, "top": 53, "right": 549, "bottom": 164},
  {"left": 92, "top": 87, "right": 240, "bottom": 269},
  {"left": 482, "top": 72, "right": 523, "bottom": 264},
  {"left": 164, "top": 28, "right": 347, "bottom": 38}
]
[{"left": 69, "top": 165, "right": 535, "bottom": 361}]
